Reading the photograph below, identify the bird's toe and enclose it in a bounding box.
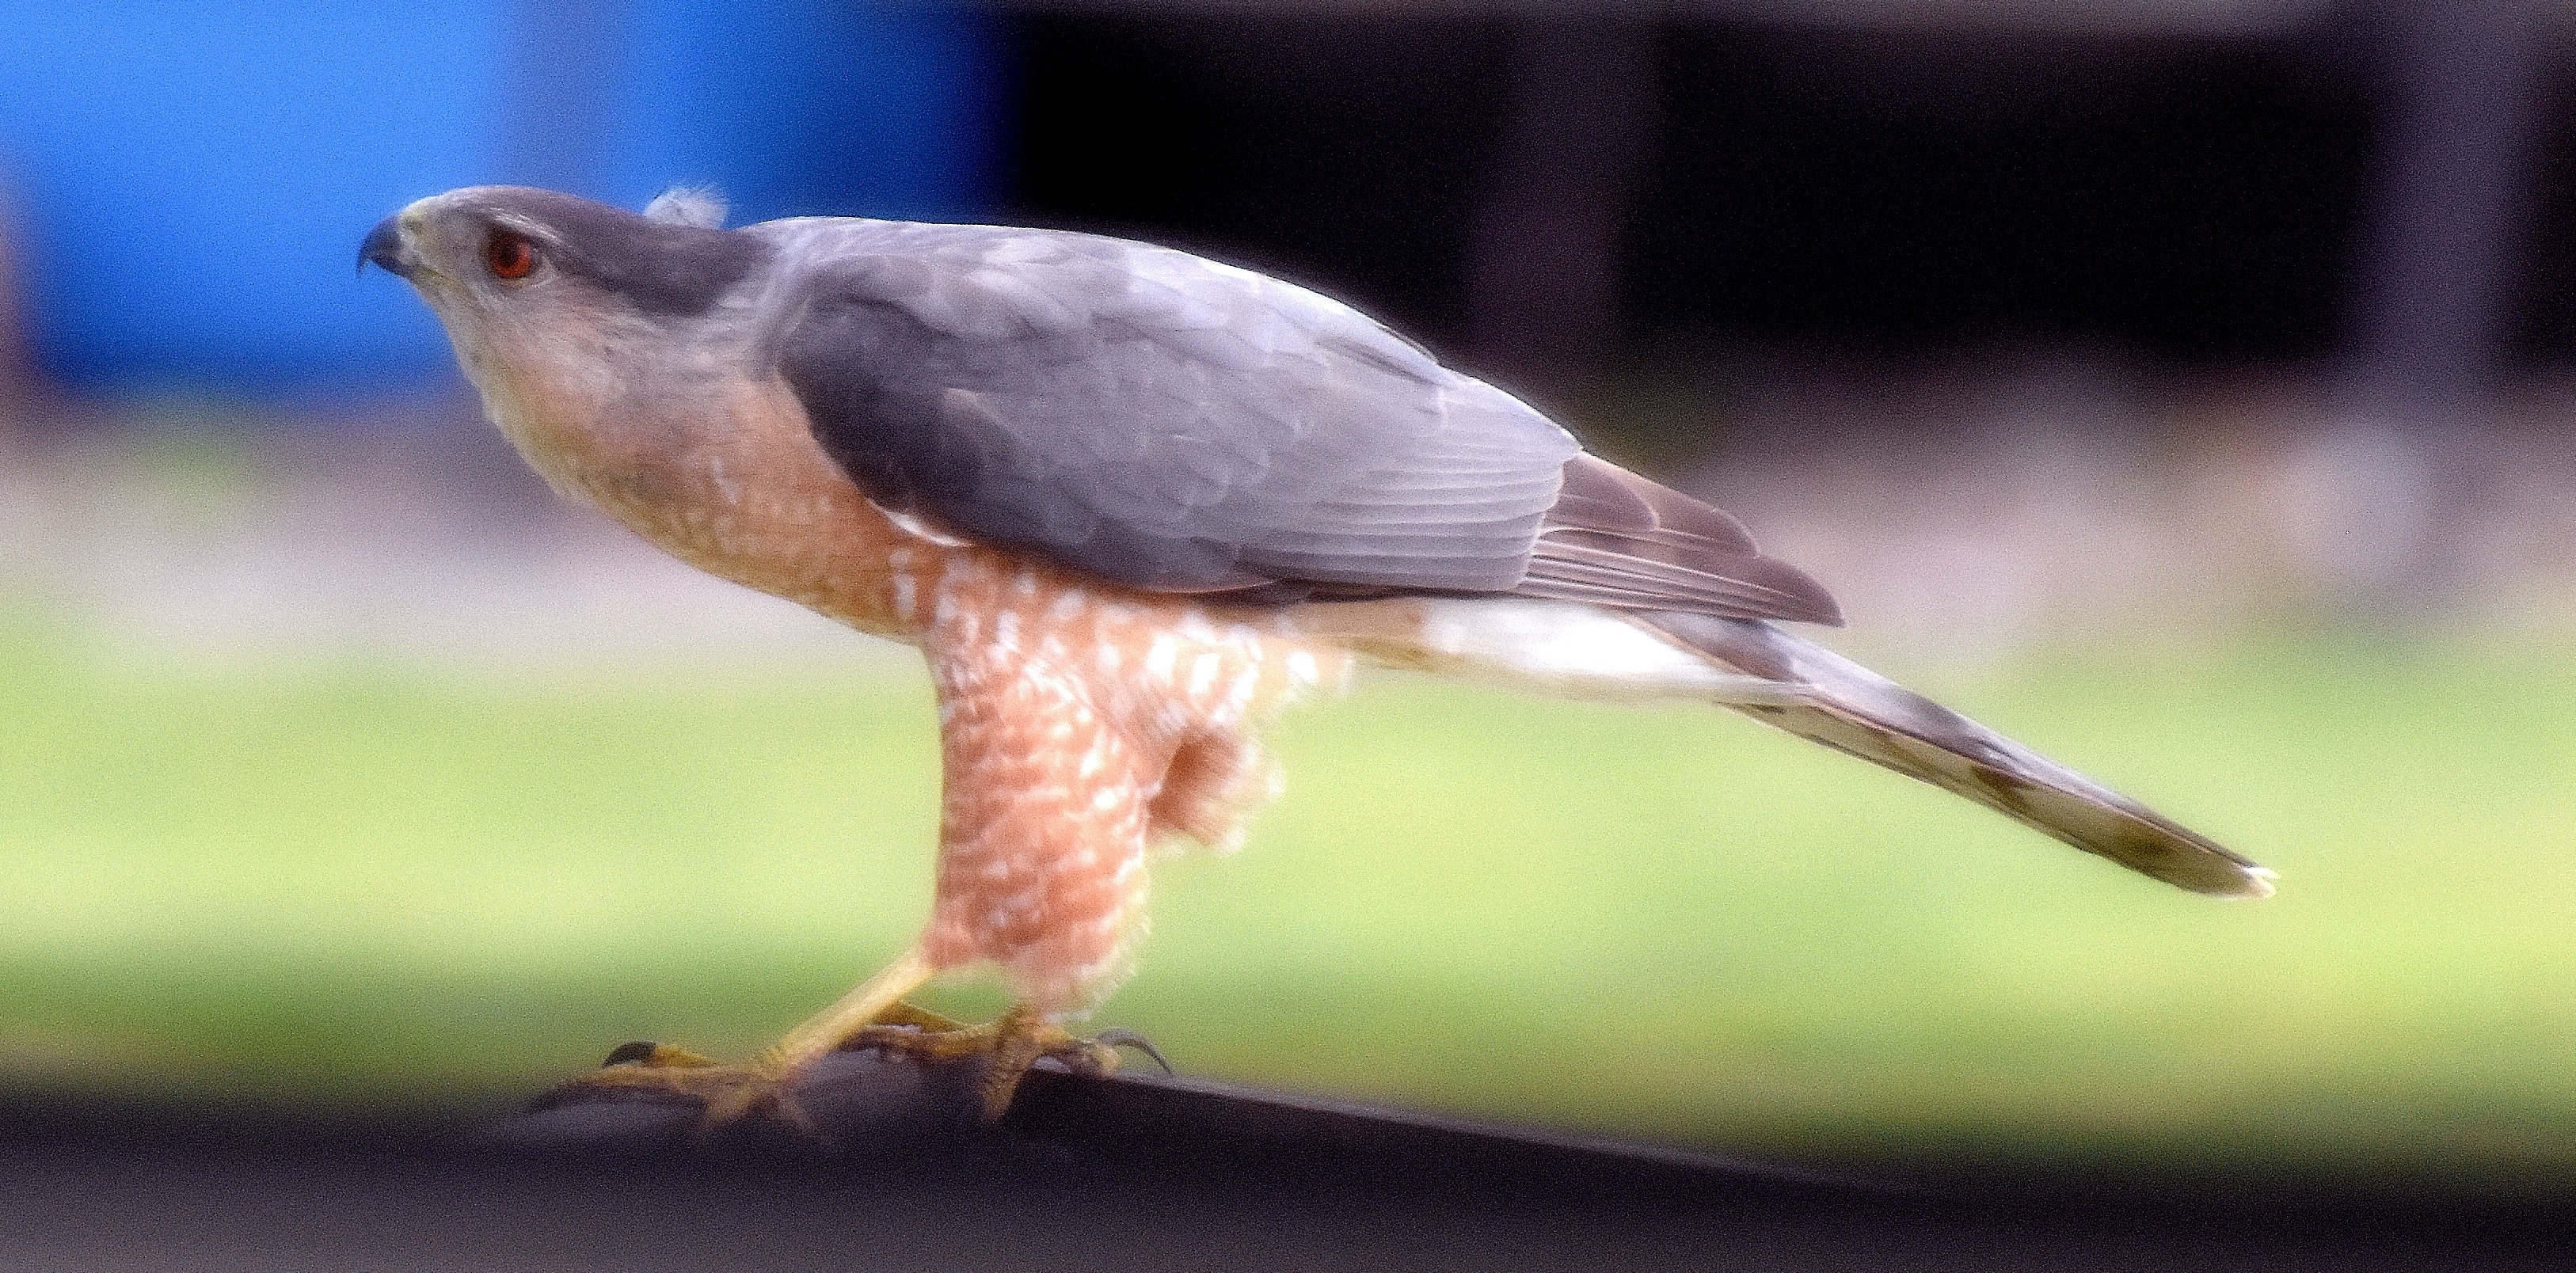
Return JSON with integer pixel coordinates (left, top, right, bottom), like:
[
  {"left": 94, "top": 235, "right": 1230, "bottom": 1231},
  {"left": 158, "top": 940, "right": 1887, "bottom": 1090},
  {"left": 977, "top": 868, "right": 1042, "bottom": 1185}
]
[{"left": 842, "top": 1005, "right": 1167, "bottom": 1122}]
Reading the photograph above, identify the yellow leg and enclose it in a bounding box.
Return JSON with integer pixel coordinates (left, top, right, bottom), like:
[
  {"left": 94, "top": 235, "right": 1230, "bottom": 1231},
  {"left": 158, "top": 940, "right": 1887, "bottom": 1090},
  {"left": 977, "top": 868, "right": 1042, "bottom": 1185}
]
[
  {"left": 537, "top": 945, "right": 938, "bottom": 1136},
  {"left": 534, "top": 948, "right": 1166, "bottom": 1137},
  {"left": 754, "top": 946, "right": 937, "bottom": 1077}
]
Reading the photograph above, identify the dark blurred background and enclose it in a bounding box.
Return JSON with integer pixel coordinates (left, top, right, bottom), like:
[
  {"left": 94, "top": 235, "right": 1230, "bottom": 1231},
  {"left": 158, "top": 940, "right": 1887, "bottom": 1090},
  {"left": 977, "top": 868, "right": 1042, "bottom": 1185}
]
[
  {"left": 2, "top": 0, "right": 2573, "bottom": 1199},
  {"left": 0, "top": 2, "right": 2547, "bottom": 390}
]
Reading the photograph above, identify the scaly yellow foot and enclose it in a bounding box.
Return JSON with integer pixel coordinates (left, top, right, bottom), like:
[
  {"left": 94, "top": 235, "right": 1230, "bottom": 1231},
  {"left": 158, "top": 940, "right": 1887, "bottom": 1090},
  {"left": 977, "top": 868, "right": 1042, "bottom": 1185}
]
[
  {"left": 530, "top": 1041, "right": 816, "bottom": 1138},
  {"left": 845, "top": 1001, "right": 1172, "bottom": 1123},
  {"left": 524, "top": 948, "right": 1171, "bottom": 1139},
  {"left": 527, "top": 948, "right": 942, "bottom": 1141}
]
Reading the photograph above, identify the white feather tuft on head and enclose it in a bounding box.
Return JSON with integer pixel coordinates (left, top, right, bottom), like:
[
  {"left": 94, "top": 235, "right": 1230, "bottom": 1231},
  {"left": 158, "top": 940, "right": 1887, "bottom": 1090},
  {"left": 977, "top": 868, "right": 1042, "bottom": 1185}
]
[{"left": 642, "top": 185, "right": 728, "bottom": 229}]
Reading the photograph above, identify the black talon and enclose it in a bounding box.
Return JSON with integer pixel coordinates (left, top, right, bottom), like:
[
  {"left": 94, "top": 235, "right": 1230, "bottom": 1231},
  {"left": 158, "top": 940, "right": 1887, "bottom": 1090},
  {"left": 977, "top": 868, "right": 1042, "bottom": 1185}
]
[
  {"left": 601, "top": 1040, "right": 660, "bottom": 1067},
  {"left": 1092, "top": 1028, "right": 1174, "bottom": 1075}
]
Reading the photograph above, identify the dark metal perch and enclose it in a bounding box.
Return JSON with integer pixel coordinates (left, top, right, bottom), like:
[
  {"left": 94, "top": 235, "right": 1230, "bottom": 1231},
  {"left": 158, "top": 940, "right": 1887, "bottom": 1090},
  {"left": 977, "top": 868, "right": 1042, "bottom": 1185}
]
[
  {"left": 2, "top": 1043, "right": 2570, "bottom": 1273},
  {"left": 496, "top": 1041, "right": 1862, "bottom": 1199}
]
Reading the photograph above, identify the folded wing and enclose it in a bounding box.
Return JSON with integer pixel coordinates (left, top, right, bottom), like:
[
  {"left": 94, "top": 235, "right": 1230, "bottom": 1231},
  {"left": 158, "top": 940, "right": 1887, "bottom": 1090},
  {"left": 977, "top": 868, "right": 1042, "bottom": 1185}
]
[{"left": 760, "top": 218, "right": 1834, "bottom": 623}]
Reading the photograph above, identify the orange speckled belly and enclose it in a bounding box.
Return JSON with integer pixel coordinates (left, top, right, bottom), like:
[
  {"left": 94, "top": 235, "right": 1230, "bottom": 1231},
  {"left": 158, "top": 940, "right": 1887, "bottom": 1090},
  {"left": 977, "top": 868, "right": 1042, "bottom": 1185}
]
[
  {"left": 566, "top": 380, "right": 1353, "bottom": 1012},
  {"left": 907, "top": 549, "right": 1345, "bottom": 1012}
]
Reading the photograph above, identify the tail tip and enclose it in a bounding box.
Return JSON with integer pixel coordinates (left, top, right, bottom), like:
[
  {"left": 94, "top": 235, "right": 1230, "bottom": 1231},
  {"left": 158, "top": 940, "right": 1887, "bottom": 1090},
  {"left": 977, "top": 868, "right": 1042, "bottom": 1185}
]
[{"left": 2213, "top": 864, "right": 2277, "bottom": 900}]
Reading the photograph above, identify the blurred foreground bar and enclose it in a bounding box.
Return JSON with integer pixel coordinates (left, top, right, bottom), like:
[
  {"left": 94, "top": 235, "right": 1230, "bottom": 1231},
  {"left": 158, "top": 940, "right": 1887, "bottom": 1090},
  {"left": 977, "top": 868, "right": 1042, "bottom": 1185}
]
[
  {"left": 2, "top": 1051, "right": 2568, "bottom": 1271},
  {"left": 500, "top": 1048, "right": 1856, "bottom": 1191}
]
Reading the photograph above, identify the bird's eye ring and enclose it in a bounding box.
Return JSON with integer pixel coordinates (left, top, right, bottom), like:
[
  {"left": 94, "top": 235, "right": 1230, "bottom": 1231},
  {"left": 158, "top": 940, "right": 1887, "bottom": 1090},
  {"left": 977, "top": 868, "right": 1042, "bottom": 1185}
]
[{"left": 484, "top": 229, "right": 538, "bottom": 280}]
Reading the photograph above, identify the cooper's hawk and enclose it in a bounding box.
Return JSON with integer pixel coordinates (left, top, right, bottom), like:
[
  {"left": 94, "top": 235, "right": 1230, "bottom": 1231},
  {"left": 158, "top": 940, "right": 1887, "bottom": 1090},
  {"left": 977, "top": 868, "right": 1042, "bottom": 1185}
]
[{"left": 361, "top": 186, "right": 2270, "bottom": 1130}]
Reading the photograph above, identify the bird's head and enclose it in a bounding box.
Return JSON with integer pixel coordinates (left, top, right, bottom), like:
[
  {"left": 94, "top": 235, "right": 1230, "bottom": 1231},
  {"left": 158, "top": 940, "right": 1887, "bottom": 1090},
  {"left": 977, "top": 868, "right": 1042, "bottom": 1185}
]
[
  {"left": 360, "top": 185, "right": 771, "bottom": 354},
  {"left": 360, "top": 186, "right": 776, "bottom": 489}
]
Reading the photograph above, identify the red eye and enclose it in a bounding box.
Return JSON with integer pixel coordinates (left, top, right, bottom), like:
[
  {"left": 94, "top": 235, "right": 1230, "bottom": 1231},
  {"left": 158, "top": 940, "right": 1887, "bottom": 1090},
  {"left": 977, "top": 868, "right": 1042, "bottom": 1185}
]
[{"left": 484, "top": 229, "right": 538, "bottom": 279}]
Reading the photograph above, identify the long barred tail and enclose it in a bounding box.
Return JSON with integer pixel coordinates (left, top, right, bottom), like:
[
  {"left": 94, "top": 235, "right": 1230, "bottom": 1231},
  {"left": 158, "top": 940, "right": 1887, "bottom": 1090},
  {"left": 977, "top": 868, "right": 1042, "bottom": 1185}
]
[{"left": 1642, "top": 612, "right": 2274, "bottom": 899}]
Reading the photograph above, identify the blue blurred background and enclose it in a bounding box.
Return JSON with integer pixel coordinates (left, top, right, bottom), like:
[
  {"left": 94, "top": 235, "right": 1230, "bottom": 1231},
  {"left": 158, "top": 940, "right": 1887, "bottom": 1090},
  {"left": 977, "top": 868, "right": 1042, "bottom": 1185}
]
[{"left": 0, "top": 1, "right": 998, "bottom": 393}]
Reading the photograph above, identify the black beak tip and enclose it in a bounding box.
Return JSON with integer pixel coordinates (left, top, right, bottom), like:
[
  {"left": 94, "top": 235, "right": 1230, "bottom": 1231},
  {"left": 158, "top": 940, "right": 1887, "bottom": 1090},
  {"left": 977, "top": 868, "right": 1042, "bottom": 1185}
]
[{"left": 359, "top": 216, "right": 410, "bottom": 279}]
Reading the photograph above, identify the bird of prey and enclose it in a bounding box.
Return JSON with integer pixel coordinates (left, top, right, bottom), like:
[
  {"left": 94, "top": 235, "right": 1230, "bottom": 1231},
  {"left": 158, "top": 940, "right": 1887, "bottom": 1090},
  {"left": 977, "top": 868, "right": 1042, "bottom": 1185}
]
[{"left": 362, "top": 185, "right": 2271, "bottom": 1131}]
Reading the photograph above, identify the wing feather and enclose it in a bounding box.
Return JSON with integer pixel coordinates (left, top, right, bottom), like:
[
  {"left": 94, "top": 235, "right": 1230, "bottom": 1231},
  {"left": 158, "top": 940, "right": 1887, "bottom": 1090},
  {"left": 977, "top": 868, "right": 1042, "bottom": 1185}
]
[
  {"left": 763, "top": 218, "right": 1576, "bottom": 595},
  {"left": 757, "top": 218, "right": 1837, "bottom": 623},
  {"left": 1520, "top": 457, "right": 1841, "bottom": 625}
]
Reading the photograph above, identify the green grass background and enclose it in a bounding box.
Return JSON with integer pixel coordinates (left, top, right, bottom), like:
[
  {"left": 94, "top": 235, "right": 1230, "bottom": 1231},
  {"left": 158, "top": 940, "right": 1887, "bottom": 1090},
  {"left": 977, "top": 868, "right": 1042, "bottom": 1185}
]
[{"left": 2, "top": 617, "right": 2570, "bottom": 1184}]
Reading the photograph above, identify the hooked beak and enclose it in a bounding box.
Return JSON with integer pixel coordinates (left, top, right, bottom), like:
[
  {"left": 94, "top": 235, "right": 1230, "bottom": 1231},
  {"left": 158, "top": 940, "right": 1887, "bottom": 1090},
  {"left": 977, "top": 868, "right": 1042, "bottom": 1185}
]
[{"left": 358, "top": 215, "right": 415, "bottom": 280}]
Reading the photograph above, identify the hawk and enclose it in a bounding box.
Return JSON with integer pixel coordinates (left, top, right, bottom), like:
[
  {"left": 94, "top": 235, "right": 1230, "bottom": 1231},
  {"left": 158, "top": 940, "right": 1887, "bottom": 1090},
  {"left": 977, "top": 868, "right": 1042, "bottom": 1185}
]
[{"left": 361, "top": 187, "right": 2270, "bottom": 1130}]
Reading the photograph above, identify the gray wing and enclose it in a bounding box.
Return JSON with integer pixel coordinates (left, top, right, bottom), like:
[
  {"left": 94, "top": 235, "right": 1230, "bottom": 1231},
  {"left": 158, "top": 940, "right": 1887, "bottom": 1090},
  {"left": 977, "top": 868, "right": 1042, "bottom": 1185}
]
[{"left": 761, "top": 218, "right": 1834, "bottom": 621}]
